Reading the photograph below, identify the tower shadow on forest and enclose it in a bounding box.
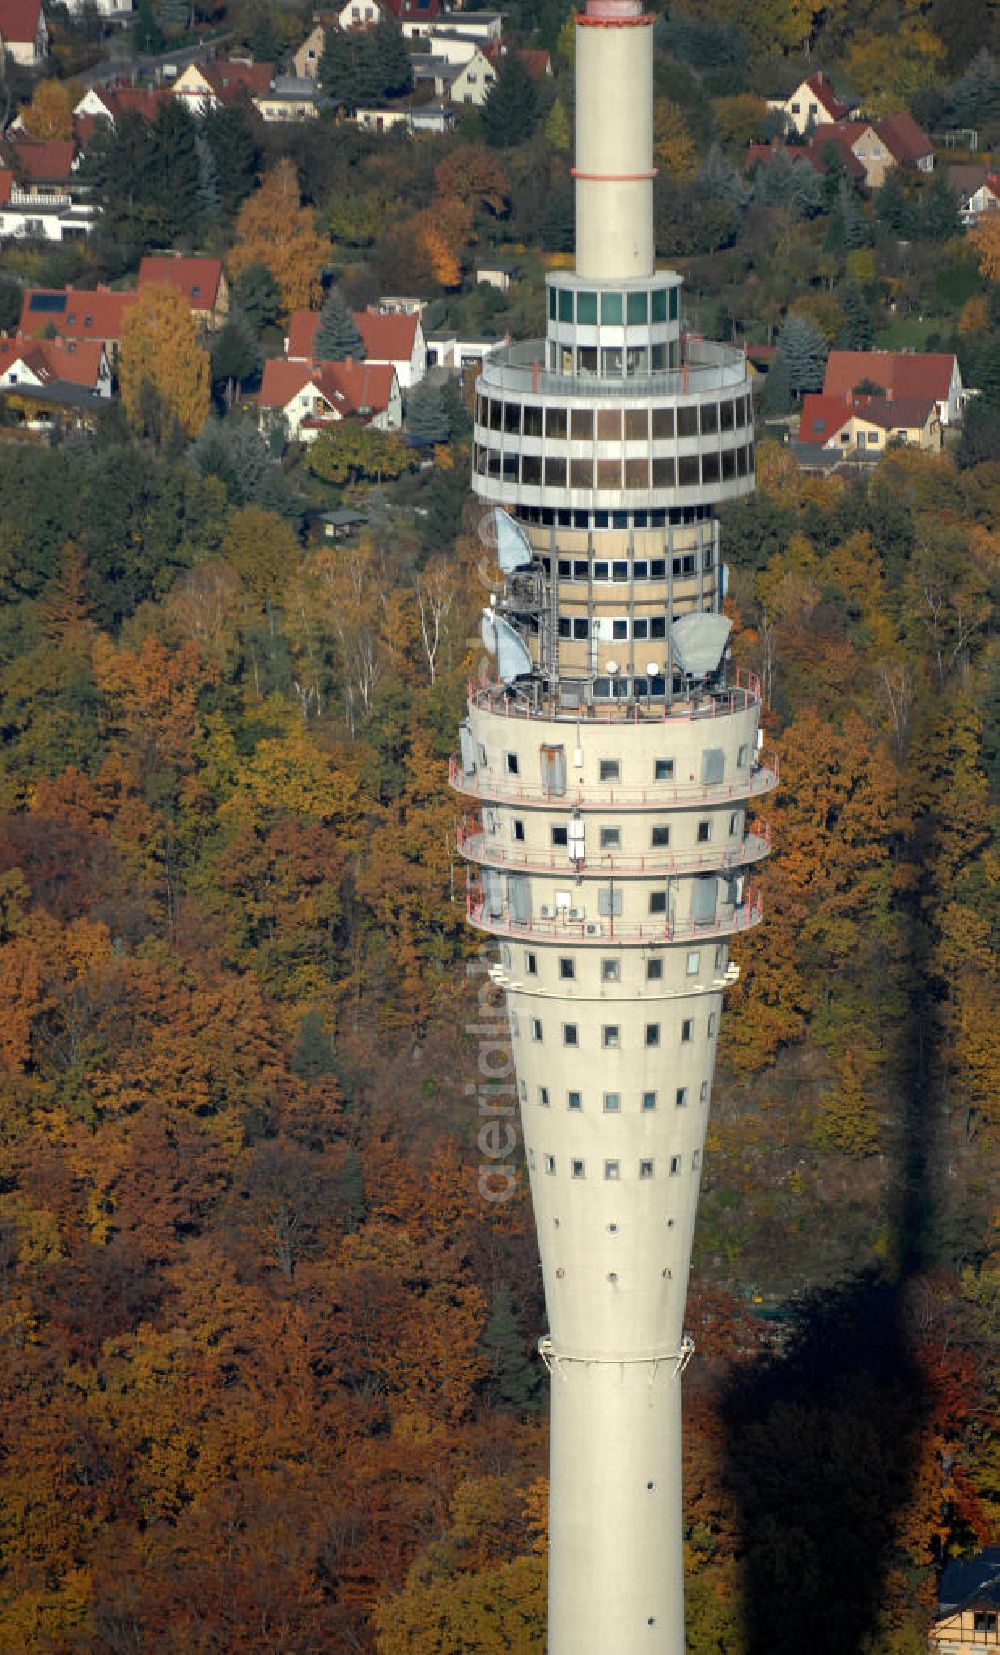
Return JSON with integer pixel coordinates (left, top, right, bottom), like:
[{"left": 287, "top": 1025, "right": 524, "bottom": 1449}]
[{"left": 717, "top": 930, "right": 938, "bottom": 1654}]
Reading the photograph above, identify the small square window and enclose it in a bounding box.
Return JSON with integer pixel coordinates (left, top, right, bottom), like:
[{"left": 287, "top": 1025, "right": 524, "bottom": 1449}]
[
  {"left": 649, "top": 891, "right": 667, "bottom": 914},
  {"left": 646, "top": 958, "right": 663, "bottom": 981},
  {"left": 639, "top": 1159, "right": 654, "bottom": 1180},
  {"left": 505, "top": 752, "right": 520, "bottom": 775},
  {"left": 681, "top": 1019, "right": 693, "bottom": 1042},
  {"left": 544, "top": 1154, "right": 556, "bottom": 1175},
  {"left": 708, "top": 1013, "right": 717, "bottom": 1037},
  {"left": 568, "top": 1090, "right": 582, "bottom": 1110},
  {"left": 645, "top": 1024, "right": 660, "bottom": 1047},
  {"left": 510, "top": 1012, "right": 520, "bottom": 1037},
  {"left": 651, "top": 825, "right": 670, "bottom": 847},
  {"left": 670, "top": 1155, "right": 681, "bottom": 1175},
  {"left": 531, "top": 1018, "right": 543, "bottom": 1042},
  {"left": 600, "top": 827, "right": 621, "bottom": 850},
  {"left": 697, "top": 820, "right": 712, "bottom": 843},
  {"left": 642, "top": 1090, "right": 657, "bottom": 1111},
  {"left": 518, "top": 1077, "right": 527, "bottom": 1099},
  {"left": 603, "top": 1092, "right": 621, "bottom": 1113},
  {"left": 692, "top": 1150, "right": 701, "bottom": 1170},
  {"left": 714, "top": 946, "right": 726, "bottom": 971},
  {"left": 604, "top": 1160, "right": 620, "bottom": 1180},
  {"left": 600, "top": 759, "right": 621, "bottom": 782},
  {"left": 601, "top": 958, "right": 620, "bottom": 982},
  {"left": 513, "top": 819, "right": 525, "bottom": 842},
  {"left": 676, "top": 1087, "right": 687, "bottom": 1108},
  {"left": 551, "top": 825, "right": 569, "bottom": 847},
  {"left": 700, "top": 1080, "right": 709, "bottom": 1103},
  {"left": 729, "top": 813, "right": 739, "bottom": 834},
  {"left": 559, "top": 957, "right": 575, "bottom": 980},
  {"left": 563, "top": 1023, "right": 578, "bottom": 1046},
  {"left": 571, "top": 1158, "right": 586, "bottom": 1178},
  {"left": 602, "top": 1026, "right": 620, "bottom": 1048},
  {"left": 655, "top": 759, "right": 674, "bottom": 781},
  {"left": 538, "top": 1085, "right": 550, "bottom": 1106},
  {"left": 526, "top": 951, "right": 537, "bottom": 974},
  {"left": 686, "top": 951, "right": 700, "bottom": 976}
]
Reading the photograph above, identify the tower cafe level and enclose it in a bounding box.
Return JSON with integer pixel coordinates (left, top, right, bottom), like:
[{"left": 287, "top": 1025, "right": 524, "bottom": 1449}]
[{"left": 452, "top": 0, "right": 777, "bottom": 1650}]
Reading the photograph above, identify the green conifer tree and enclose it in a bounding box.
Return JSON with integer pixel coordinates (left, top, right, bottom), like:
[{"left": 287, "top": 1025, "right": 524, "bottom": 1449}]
[
  {"left": 405, "top": 378, "right": 452, "bottom": 442},
  {"left": 313, "top": 286, "right": 363, "bottom": 362},
  {"left": 482, "top": 53, "right": 540, "bottom": 148},
  {"left": 479, "top": 1280, "right": 540, "bottom": 1410}
]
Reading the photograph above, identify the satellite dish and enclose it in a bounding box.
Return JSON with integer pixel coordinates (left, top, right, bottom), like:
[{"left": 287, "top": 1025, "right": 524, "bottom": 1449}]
[
  {"left": 492, "top": 508, "right": 533, "bottom": 573},
  {"left": 481, "top": 611, "right": 497, "bottom": 655},
  {"left": 494, "top": 614, "right": 533, "bottom": 682},
  {"left": 670, "top": 612, "right": 732, "bottom": 678},
  {"left": 606, "top": 660, "right": 619, "bottom": 675},
  {"left": 645, "top": 661, "right": 660, "bottom": 676}
]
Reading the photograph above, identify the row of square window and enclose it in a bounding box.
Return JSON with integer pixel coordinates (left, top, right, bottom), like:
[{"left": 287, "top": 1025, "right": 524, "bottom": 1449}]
[
  {"left": 501, "top": 752, "right": 752, "bottom": 779},
  {"left": 553, "top": 551, "right": 713, "bottom": 583},
  {"left": 517, "top": 948, "right": 727, "bottom": 981},
  {"left": 508, "top": 817, "right": 740, "bottom": 849},
  {"left": 478, "top": 396, "right": 749, "bottom": 442},
  {"left": 474, "top": 447, "right": 754, "bottom": 491},
  {"left": 529, "top": 1149, "right": 701, "bottom": 1178},
  {"left": 549, "top": 286, "right": 679, "bottom": 326},
  {"left": 527, "top": 1081, "right": 709, "bottom": 1110},
  {"left": 513, "top": 1014, "right": 717, "bottom": 1044}
]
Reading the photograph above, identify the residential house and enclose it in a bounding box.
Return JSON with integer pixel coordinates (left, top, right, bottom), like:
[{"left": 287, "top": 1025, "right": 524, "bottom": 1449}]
[
  {"left": 484, "top": 40, "right": 551, "bottom": 81},
  {"left": 796, "top": 388, "right": 942, "bottom": 461},
  {"left": 945, "top": 164, "right": 1000, "bottom": 225},
  {"left": 170, "top": 58, "right": 274, "bottom": 115},
  {"left": 430, "top": 9, "right": 502, "bottom": 43},
  {"left": 424, "top": 328, "right": 493, "bottom": 370},
  {"left": 257, "top": 355, "right": 401, "bottom": 441},
  {"left": 18, "top": 286, "right": 138, "bottom": 358},
  {"left": 823, "top": 349, "right": 964, "bottom": 425},
  {"left": 810, "top": 113, "right": 933, "bottom": 189},
  {"left": 253, "top": 75, "right": 327, "bottom": 121},
  {"left": 335, "top": 0, "right": 382, "bottom": 28},
  {"left": 931, "top": 1550, "right": 1000, "bottom": 1654},
  {"left": 293, "top": 22, "right": 327, "bottom": 78},
  {"left": 288, "top": 304, "right": 427, "bottom": 388},
  {"left": 747, "top": 136, "right": 866, "bottom": 188},
  {"left": 0, "top": 335, "right": 112, "bottom": 396},
  {"left": 0, "top": 0, "right": 48, "bottom": 64},
  {"left": 767, "top": 72, "right": 850, "bottom": 136},
  {"left": 443, "top": 44, "right": 494, "bottom": 103},
  {"left": 0, "top": 140, "right": 95, "bottom": 241},
  {"left": 353, "top": 100, "right": 455, "bottom": 132},
  {"left": 137, "top": 255, "right": 230, "bottom": 329},
  {"left": 475, "top": 257, "right": 517, "bottom": 291},
  {"left": 386, "top": 0, "right": 441, "bottom": 38},
  {"left": 73, "top": 84, "right": 169, "bottom": 126}
]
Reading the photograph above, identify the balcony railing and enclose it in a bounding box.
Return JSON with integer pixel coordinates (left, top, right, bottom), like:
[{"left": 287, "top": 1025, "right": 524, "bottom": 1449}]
[
  {"left": 449, "top": 754, "right": 779, "bottom": 810},
  {"left": 467, "top": 670, "right": 763, "bottom": 727},
  {"left": 457, "top": 819, "right": 771, "bottom": 877},
  {"left": 466, "top": 885, "right": 764, "bottom": 945},
  {"left": 479, "top": 336, "right": 751, "bottom": 401}
]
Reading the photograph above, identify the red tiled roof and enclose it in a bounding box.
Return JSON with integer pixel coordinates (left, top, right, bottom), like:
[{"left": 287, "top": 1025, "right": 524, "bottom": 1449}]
[
  {"left": 383, "top": 0, "right": 441, "bottom": 19},
  {"left": 355, "top": 308, "right": 417, "bottom": 362},
  {"left": 800, "top": 73, "right": 848, "bottom": 122},
  {"left": 9, "top": 138, "right": 76, "bottom": 181},
  {"left": 0, "top": 0, "right": 43, "bottom": 44},
  {"left": 105, "top": 85, "right": 167, "bottom": 121},
  {"left": 287, "top": 306, "right": 418, "bottom": 366},
  {"left": 483, "top": 40, "right": 551, "bottom": 77},
  {"left": 798, "top": 394, "right": 852, "bottom": 445},
  {"left": 0, "top": 335, "right": 106, "bottom": 388},
  {"left": 18, "top": 286, "right": 137, "bottom": 344},
  {"left": 875, "top": 111, "right": 933, "bottom": 165},
  {"left": 803, "top": 127, "right": 867, "bottom": 181},
  {"left": 138, "top": 255, "right": 225, "bottom": 311},
  {"left": 0, "top": 170, "right": 12, "bottom": 206},
  {"left": 201, "top": 58, "right": 274, "bottom": 99},
  {"left": 259, "top": 353, "right": 394, "bottom": 418},
  {"left": 823, "top": 350, "right": 957, "bottom": 404}
]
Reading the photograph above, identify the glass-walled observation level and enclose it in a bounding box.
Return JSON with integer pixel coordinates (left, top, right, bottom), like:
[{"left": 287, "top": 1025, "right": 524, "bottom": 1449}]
[
  {"left": 473, "top": 339, "right": 754, "bottom": 522},
  {"left": 545, "top": 270, "right": 683, "bottom": 382}
]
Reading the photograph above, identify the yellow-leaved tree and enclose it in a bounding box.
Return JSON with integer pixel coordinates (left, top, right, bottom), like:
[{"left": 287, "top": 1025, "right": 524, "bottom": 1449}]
[
  {"left": 228, "top": 158, "right": 329, "bottom": 314},
  {"left": 653, "top": 99, "right": 698, "bottom": 183},
  {"left": 20, "top": 78, "right": 75, "bottom": 140},
  {"left": 119, "top": 283, "right": 210, "bottom": 438}
]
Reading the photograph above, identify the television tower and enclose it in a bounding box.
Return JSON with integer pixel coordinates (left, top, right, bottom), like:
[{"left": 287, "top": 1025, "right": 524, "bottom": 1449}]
[{"left": 452, "top": 1, "right": 775, "bottom": 1646}]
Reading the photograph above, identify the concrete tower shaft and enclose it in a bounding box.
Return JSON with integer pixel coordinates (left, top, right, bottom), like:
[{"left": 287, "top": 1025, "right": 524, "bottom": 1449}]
[
  {"left": 455, "top": 0, "right": 771, "bottom": 1643},
  {"left": 574, "top": 0, "right": 655, "bottom": 281}
]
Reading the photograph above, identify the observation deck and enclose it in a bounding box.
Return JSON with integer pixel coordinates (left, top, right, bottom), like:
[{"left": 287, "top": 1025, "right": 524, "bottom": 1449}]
[
  {"left": 449, "top": 752, "right": 779, "bottom": 811},
  {"left": 465, "top": 882, "right": 763, "bottom": 945},
  {"left": 457, "top": 819, "right": 771, "bottom": 877},
  {"left": 479, "top": 336, "right": 751, "bottom": 401}
]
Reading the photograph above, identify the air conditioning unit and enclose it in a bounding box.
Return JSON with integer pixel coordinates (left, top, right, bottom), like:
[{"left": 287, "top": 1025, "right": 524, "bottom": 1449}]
[
  {"left": 539, "top": 904, "right": 556, "bottom": 919},
  {"left": 567, "top": 907, "right": 585, "bottom": 921},
  {"left": 584, "top": 920, "right": 603, "bottom": 937}
]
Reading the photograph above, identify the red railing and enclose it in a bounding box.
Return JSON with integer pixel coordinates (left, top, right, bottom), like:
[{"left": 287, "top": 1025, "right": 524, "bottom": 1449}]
[
  {"left": 465, "top": 885, "right": 764, "bottom": 945},
  {"left": 466, "top": 668, "right": 763, "bottom": 726},
  {"left": 449, "top": 753, "right": 779, "bottom": 809},
  {"left": 456, "top": 818, "right": 771, "bottom": 876}
]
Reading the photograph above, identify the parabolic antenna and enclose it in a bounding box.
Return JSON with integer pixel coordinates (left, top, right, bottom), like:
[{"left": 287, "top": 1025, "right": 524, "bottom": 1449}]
[
  {"left": 480, "top": 609, "right": 533, "bottom": 682},
  {"left": 670, "top": 612, "right": 732, "bottom": 678},
  {"left": 493, "top": 507, "right": 533, "bottom": 572}
]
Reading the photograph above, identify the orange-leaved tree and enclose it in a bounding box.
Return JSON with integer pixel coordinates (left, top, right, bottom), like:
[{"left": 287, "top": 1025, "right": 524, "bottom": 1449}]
[{"left": 228, "top": 159, "right": 328, "bottom": 314}]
